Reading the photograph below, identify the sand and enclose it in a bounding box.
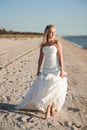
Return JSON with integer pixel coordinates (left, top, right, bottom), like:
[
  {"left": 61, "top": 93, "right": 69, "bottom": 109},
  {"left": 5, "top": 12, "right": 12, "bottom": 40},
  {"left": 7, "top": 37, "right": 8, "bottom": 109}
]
[{"left": 0, "top": 36, "right": 87, "bottom": 130}]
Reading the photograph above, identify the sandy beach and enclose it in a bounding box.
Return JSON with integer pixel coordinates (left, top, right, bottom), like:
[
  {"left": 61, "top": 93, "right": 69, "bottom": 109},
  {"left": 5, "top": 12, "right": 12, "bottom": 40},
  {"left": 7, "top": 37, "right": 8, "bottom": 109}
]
[{"left": 0, "top": 36, "right": 87, "bottom": 130}]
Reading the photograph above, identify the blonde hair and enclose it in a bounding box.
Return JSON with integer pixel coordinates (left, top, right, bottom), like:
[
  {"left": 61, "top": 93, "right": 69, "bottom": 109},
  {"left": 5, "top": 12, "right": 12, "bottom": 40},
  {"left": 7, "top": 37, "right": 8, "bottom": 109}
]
[{"left": 41, "top": 24, "right": 56, "bottom": 47}]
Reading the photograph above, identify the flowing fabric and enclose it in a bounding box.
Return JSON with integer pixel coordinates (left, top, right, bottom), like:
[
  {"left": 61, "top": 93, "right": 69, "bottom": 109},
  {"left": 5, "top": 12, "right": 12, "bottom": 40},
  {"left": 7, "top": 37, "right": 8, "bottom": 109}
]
[{"left": 15, "top": 45, "right": 67, "bottom": 112}]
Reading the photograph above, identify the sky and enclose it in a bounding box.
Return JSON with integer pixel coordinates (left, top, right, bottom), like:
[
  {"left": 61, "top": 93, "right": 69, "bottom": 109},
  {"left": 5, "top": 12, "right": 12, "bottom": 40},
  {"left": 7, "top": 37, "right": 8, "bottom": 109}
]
[{"left": 0, "top": 0, "right": 87, "bottom": 35}]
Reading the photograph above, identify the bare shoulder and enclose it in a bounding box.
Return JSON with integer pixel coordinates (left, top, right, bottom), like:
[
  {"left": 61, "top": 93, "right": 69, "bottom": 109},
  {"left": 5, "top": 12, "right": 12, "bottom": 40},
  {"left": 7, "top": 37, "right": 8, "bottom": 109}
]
[
  {"left": 40, "top": 45, "right": 44, "bottom": 54},
  {"left": 40, "top": 44, "right": 46, "bottom": 49},
  {"left": 40, "top": 44, "right": 44, "bottom": 50},
  {"left": 54, "top": 39, "right": 62, "bottom": 49}
]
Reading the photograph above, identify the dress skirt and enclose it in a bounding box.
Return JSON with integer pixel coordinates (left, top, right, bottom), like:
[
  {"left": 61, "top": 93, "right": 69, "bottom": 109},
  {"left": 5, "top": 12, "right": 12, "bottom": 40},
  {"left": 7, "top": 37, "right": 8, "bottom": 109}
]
[{"left": 15, "top": 71, "right": 67, "bottom": 112}]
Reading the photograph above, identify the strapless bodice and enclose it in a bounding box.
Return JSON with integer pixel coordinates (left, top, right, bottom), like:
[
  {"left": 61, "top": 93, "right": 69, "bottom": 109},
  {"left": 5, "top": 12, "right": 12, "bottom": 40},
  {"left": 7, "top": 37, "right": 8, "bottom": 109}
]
[{"left": 43, "top": 45, "right": 60, "bottom": 75}]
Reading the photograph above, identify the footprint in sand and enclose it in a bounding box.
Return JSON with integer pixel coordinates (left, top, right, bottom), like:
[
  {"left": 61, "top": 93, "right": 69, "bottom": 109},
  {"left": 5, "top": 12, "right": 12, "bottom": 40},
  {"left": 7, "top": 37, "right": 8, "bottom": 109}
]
[
  {"left": 16, "top": 116, "right": 33, "bottom": 123},
  {"left": 67, "top": 107, "right": 80, "bottom": 112}
]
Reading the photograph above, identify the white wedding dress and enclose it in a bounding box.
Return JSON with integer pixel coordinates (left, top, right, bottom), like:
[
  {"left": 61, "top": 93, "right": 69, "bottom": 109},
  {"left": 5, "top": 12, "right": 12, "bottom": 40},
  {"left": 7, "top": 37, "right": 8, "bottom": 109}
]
[{"left": 15, "top": 45, "right": 67, "bottom": 112}]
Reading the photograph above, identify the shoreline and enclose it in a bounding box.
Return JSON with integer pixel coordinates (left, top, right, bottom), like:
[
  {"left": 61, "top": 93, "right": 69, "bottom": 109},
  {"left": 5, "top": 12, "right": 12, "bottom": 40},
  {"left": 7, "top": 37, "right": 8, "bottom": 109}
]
[
  {"left": 61, "top": 36, "right": 87, "bottom": 49},
  {"left": 62, "top": 38, "right": 87, "bottom": 49},
  {"left": 0, "top": 37, "right": 87, "bottom": 130}
]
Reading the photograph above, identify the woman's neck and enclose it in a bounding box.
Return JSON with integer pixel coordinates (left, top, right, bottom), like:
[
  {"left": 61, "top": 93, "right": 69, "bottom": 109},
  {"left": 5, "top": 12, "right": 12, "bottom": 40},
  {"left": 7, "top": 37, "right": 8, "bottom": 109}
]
[
  {"left": 48, "top": 38, "right": 54, "bottom": 42},
  {"left": 47, "top": 38, "right": 55, "bottom": 44}
]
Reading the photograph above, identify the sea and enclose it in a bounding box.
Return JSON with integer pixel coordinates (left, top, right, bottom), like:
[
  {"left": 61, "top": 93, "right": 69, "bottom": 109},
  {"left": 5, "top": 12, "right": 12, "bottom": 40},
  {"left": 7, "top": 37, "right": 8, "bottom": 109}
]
[{"left": 62, "top": 35, "right": 87, "bottom": 49}]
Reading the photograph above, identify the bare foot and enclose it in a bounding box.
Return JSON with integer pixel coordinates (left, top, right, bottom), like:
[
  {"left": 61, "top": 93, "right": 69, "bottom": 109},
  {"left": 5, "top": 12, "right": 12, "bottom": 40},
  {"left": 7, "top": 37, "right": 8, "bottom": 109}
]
[
  {"left": 45, "top": 111, "right": 51, "bottom": 119},
  {"left": 45, "top": 105, "right": 51, "bottom": 119},
  {"left": 51, "top": 105, "right": 55, "bottom": 116}
]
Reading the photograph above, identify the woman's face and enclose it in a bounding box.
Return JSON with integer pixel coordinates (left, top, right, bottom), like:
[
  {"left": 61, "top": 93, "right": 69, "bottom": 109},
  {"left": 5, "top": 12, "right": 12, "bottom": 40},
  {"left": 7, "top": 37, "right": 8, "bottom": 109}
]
[{"left": 47, "top": 27, "right": 56, "bottom": 40}]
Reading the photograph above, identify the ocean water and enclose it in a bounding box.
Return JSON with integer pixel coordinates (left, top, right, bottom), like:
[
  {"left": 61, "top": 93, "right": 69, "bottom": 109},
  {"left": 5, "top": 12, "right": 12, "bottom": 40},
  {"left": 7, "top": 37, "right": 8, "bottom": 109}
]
[{"left": 62, "top": 36, "right": 87, "bottom": 49}]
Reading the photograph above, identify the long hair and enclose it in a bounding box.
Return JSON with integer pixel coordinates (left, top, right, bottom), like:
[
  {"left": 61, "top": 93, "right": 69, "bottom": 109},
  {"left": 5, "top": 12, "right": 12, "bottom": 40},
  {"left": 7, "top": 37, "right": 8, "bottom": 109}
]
[{"left": 41, "top": 24, "right": 56, "bottom": 47}]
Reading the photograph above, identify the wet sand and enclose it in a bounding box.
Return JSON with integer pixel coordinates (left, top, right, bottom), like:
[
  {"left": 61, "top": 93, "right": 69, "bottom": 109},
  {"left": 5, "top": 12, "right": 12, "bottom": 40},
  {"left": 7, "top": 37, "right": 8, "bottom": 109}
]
[{"left": 0, "top": 36, "right": 87, "bottom": 130}]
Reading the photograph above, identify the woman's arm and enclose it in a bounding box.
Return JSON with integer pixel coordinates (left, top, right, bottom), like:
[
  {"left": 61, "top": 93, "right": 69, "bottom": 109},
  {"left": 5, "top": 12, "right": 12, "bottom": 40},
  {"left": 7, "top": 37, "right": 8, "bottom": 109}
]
[
  {"left": 57, "top": 42, "right": 64, "bottom": 78},
  {"left": 37, "top": 47, "right": 44, "bottom": 75}
]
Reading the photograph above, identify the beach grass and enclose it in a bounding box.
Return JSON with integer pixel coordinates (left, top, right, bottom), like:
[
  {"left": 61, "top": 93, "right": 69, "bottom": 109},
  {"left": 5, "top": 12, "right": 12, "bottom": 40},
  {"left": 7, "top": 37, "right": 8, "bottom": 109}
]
[{"left": 0, "top": 34, "right": 42, "bottom": 39}]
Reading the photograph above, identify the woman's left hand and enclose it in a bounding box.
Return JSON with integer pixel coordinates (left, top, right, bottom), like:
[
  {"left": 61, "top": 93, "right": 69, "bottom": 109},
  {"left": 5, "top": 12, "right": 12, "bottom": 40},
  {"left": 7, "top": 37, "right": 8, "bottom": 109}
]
[{"left": 60, "top": 71, "right": 65, "bottom": 78}]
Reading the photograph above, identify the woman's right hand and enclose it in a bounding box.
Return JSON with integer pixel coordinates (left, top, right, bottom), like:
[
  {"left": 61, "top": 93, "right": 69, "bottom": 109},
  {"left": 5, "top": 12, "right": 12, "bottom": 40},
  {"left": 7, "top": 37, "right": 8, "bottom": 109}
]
[{"left": 37, "top": 71, "right": 40, "bottom": 76}]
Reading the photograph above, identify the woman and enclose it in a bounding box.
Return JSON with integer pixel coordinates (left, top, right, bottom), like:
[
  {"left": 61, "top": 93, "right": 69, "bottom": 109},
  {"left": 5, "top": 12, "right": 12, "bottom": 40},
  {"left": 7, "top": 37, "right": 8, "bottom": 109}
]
[{"left": 15, "top": 24, "right": 67, "bottom": 119}]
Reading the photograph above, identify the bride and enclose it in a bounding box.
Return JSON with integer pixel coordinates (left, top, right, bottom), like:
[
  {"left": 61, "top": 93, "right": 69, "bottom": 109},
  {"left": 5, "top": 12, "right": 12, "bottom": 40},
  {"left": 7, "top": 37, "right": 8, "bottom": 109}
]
[{"left": 15, "top": 24, "right": 67, "bottom": 119}]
